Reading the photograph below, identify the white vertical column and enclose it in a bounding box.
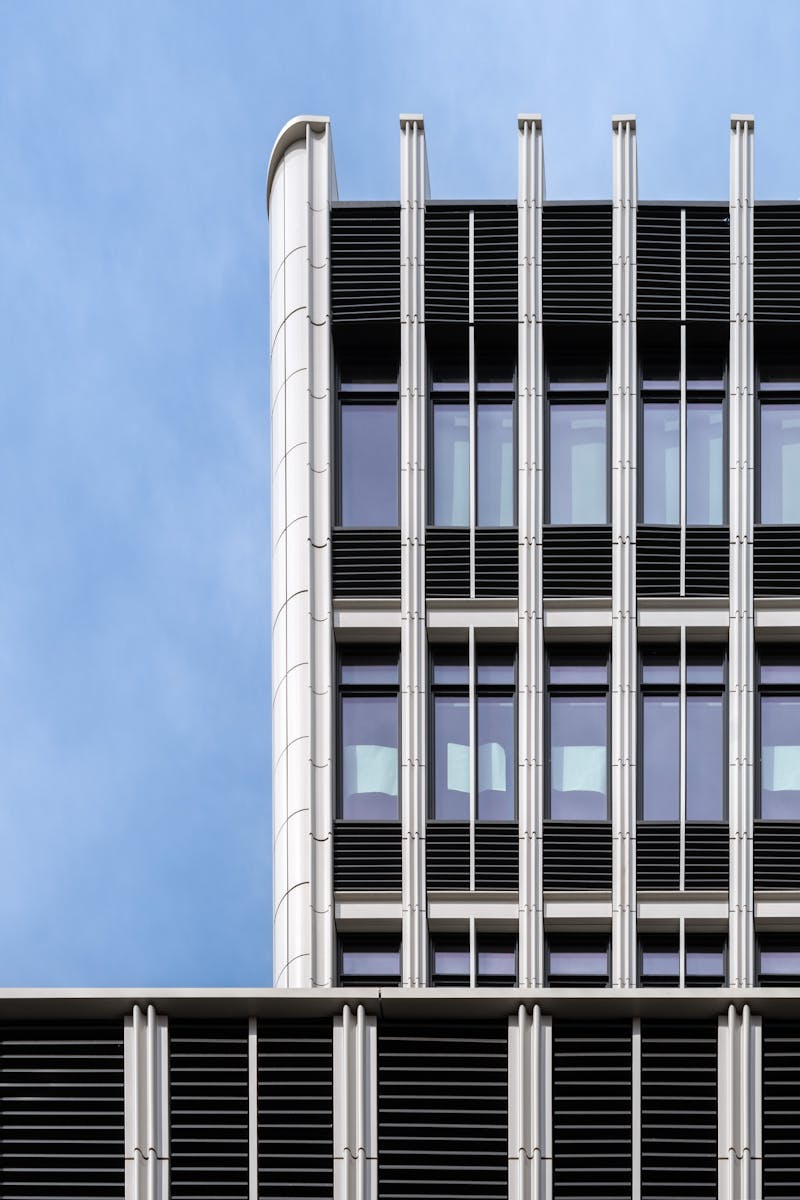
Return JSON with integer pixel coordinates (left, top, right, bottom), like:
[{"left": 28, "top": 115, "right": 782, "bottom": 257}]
[
  {"left": 718, "top": 1004, "right": 762, "bottom": 1200},
  {"left": 400, "top": 114, "right": 430, "bottom": 986},
  {"left": 508, "top": 1004, "right": 552, "bottom": 1200},
  {"left": 611, "top": 115, "right": 638, "bottom": 988},
  {"left": 728, "top": 115, "right": 756, "bottom": 990},
  {"left": 268, "top": 117, "right": 337, "bottom": 987},
  {"left": 334, "top": 1004, "right": 378, "bottom": 1200},
  {"left": 248, "top": 1018, "right": 258, "bottom": 1200},
  {"left": 517, "top": 114, "right": 546, "bottom": 988},
  {"left": 124, "top": 1004, "right": 169, "bottom": 1200}
]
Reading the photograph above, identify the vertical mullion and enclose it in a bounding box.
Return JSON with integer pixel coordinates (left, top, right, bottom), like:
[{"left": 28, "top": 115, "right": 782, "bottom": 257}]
[
  {"left": 469, "top": 211, "right": 476, "bottom": 599},
  {"left": 679, "top": 916, "right": 686, "bottom": 988},
  {"left": 680, "top": 625, "right": 687, "bottom": 892},
  {"left": 680, "top": 322, "right": 687, "bottom": 597},
  {"left": 469, "top": 915, "right": 477, "bottom": 988},
  {"left": 632, "top": 1017, "right": 641, "bottom": 1200},
  {"left": 469, "top": 625, "right": 476, "bottom": 893},
  {"left": 248, "top": 1017, "right": 258, "bottom": 1200}
]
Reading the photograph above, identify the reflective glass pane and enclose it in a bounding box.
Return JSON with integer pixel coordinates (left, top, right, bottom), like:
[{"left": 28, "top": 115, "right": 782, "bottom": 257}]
[
  {"left": 642, "top": 949, "right": 680, "bottom": 976},
  {"left": 341, "top": 947, "right": 400, "bottom": 976},
  {"left": 549, "top": 696, "right": 607, "bottom": 819},
  {"left": 641, "top": 650, "right": 679, "bottom": 685},
  {"left": 643, "top": 402, "right": 679, "bottom": 524},
  {"left": 642, "top": 696, "right": 679, "bottom": 819},
  {"left": 477, "top": 403, "right": 514, "bottom": 526},
  {"left": 433, "top": 946, "right": 470, "bottom": 976},
  {"left": 687, "top": 403, "right": 724, "bottom": 524},
  {"left": 549, "top": 404, "right": 606, "bottom": 524},
  {"left": 477, "top": 695, "right": 515, "bottom": 819},
  {"left": 340, "top": 661, "right": 398, "bottom": 686},
  {"left": 434, "top": 695, "right": 470, "bottom": 819},
  {"left": 477, "top": 660, "right": 515, "bottom": 686},
  {"left": 433, "top": 404, "right": 470, "bottom": 526},
  {"left": 761, "top": 404, "right": 800, "bottom": 523},
  {"left": 432, "top": 660, "right": 469, "bottom": 686},
  {"left": 760, "top": 949, "right": 800, "bottom": 976},
  {"left": 341, "top": 403, "right": 398, "bottom": 526},
  {"left": 686, "top": 949, "right": 725, "bottom": 978},
  {"left": 686, "top": 658, "right": 724, "bottom": 685},
  {"left": 341, "top": 695, "right": 398, "bottom": 819},
  {"left": 761, "top": 663, "right": 800, "bottom": 685},
  {"left": 549, "top": 663, "right": 607, "bottom": 685},
  {"left": 686, "top": 697, "right": 724, "bottom": 820},
  {"left": 549, "top": 949, "right": 608, "bottom": 975},
  {"left": 761, "top": 696, "right": 800, "bottom": 819},
  {"left": 478, "top": 946, "right": 516, "bottom": 977}
]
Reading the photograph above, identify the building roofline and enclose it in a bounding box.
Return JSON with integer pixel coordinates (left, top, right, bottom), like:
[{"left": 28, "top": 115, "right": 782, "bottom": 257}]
[{"left": 266, "top": 114, "right": 330, "bottom": 207}]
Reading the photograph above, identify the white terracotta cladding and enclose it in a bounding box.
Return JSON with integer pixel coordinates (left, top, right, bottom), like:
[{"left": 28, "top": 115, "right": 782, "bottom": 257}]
[{"left": 268, "top": 117, "right": 337, "bottom": 988}]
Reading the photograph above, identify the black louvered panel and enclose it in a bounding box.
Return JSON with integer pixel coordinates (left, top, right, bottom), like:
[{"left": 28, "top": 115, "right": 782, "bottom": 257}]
[
  {"left": 685, "top": 823, "right": 729, "bottom": 891},
  {"left": 542, "top": 205, "right": 613, "bottom": 324},
  {"left": 685, "top": 206, "right": 730, "bottom": 322},
  {"left": 636, "top": 206, "right": 681, "bottom": 321},
  {"left": 0, "top": 1020, "right": 124, "bottom": 1200},
  {"left": 330, "top": 205, "right": 400, "bottom": 323},
  {"left": 636, "top": 823, "right": 680, "bottom": 892},
  {"left": 475, "top": 528, "right": 518, "bottom": 596},
  {"left": 755, "top": 206, "right": 800, "bottom": 323},
  {"left": 378, "top": 1020, "right": 507, "bottom": 1199},
  {"left": 170, "top": 1020, "right": 248, "bottom": 1199},
  {"left": 333, "top": 821, "right": 402, "bottom": 890},
  {"left": 473, "top": 206, "right": 518, "bottom": 323},
  {"left": 636, "top": 526, "right": 680, "bottom": 596},
  {"left": 474, "top": 822, "right": 518, "bottom": 890},
  {"left": 552, "top": 1020, "right": 632, "bottom": 1200},
  {"left": 331, "top": 529, "right": 401, "bottom": 598},
  {"left": 426, "top": 822, "right": 470, "bottom": 890},
  {"left": 542, "top": 822, "right": 612, "bottom": 890},
  {"left": 425, "top": 207, "right": 470, "bottom": 322},
  {"left": 426, "top": 527, "right": 470, "bottom": 597},
  {"left": 640, "top": 1020, "right": 718, "bottom": 1200},
  {"left": 258, "top": 1020, "right": 333, "bottom": 1199},
  {"left": 685, "top": 526, "right": 730, "bottom": 596},
  {"left": 754, "top": 821, "right": 800, "bottom": 889},
  {"left": 754, "top": 526, "right": 800, "bottom": 596},
  {"left": 763, "top": 1020, "right": 800, "bottom": 1197},
  {"left": 542, "top": 526, "right": 613, "bottom": 597}
]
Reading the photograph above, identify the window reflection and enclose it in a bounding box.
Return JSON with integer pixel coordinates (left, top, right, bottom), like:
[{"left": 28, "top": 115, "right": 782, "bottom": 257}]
[
  {"left": 761, "top": 389, "right": 800, "bottom": 524},
  {"left": 339, "top": 653, "right": 399, "bottom": 820},
  {"left": 339, "top": 379, "right": 398, "bottom": 527},
  {"left": 549, "top": 399, "right": 607, "bottom": 524}
]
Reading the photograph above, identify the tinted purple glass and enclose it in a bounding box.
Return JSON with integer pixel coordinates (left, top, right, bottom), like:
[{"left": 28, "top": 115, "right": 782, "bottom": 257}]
[
  {"left": 643, "top": 401, "right": 679, "bottom": 524},
  {"left": 549, "top": 403, "right": 607, "bottom": 524},
  {"left": 761, "top": 696, "right": 800, "bottom": 819},
  {"left": 687, "top": 402, "right": 724, "bottom": 525},
  {"left": 477, "top": 695, "right": 515, "bottom": 819},
  {"left": 477, "top": 660, "right": 515, "bottom": 686},
  {"left": 549, "top": 663, "right": 607, "bottom": 685},
  {"left": 549, "top": 696, "right": 607, "bottom": 819},
  {"left": 686, "top": 949, "right": 725, "bottom": 978},
  {"left": 434, "top": 947, "right": 470, "bottom": 976},
  {"left": 477, "top": 403, "right": 514, "bottom": 526},
  {"left": 433, "top": 403, "right": 469, "bottom": 526},
  {"left": 341, "top": 695, "right": 398, "bottom": 819},
  {"left": 761, "top": 404, "right": 800, "bottom": 523},
  {"left": 761, "top": 663, "right": 800, "bottom": 685},
  {"left": 341, "top": 947, "right": 400, "bottom": 976},
  {"left": 686, "top": 660, "right": 724, "bottom": 685},
  {"left": 341, "top": 403, "right": 398, "bottom": 526},
  {"left": 432, "top": 661, "right": 469, "bottom": 686},
  {"left": 760, "top": 949, "right": 800, "bottom": 975},
  {"left": 478, "top": 947, "right": 516, "bottom": 977},
  {"left": 686, "top": 696, "right": 724, "bottom": 820},
  {"left": 642, "top": 696, "right": 679, "bottom": 820},
  {"left": 340, "top": 661, "right": 398, "bottom": 686},
  {"left": 641, "top": 653, "right": 679, "bottom": 685},
  {"left": 549, "top": 949, "right": 608, "bottom": 975},
  {"left": 642, "top": 948, "right": 680, "bottom": 976},
  {"left": 433, "top": 695, "right": 470, "bottom": 819}
]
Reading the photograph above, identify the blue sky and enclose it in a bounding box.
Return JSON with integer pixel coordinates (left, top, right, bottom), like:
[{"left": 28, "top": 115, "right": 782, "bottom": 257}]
[{"left": 0, "top": 0, "right": 798, "bottom": 985}]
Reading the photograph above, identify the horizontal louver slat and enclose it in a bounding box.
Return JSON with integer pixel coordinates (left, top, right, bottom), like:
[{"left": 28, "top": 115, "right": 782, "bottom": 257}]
[
  {"left": 754, "top": 206, "right": 800, "bottom": 322},
  {"left": 754, "top": 822, "right": 800, "bottom": 889},
  {"left": 685, "top": 207, "right": 730, "bottom": 322},
  {"left": 475, "top": 528, "right": 518, "bottom": 597},
  {"left": 330, "top": 206, "right": 400, "bottom": 323},
  {"left": 685, "top": 526, "right": 729, "bottom": 596},
  {"left": 473, "top": 206, "right": 518, "bottom": 323},
  {"left": 763, "top": 1019, "right": 800, "bottom": 1197},
  {"left": 332, "top": 529, "right": 401, "bottom": 598},
  {"left": 641, "top": 1020, "right": 718, "bottom": 1200},
  {"left": 636, "top": 823, "right": 680, "bottom": 892},
  {"left": 636, "top": 526, "right": 680, "bottom": 597},
  {"left": 542, "top": 526, "right": 613, "bottom": 597},
  {"left": 552, "top": 1020, "right": 632, "bottom": 1200},
  {"left": 543, "top": 822, "right": 613, "bottom": 890},
  {"left": 169, "top": 1019, "right": 249, "bottom": 1200},
  {"left": 426, "top": 528, "right": 470, "bottom": 598},
  {"left": 474, "top": 822, "right": 518, "bottom": 890},
  {"left": 333, "top": 821, "right": 402, "bottom": 891},
  {"left": 378, "top": 1021, "right": 507, "bottom": 1198},
  {"left": 0, "top": 1021, "right": 124, "bottom": 1199},
  {"left": 257, "top": 1020, "right": 333, "bottom": 1199},
  {"left": 685, "top": 823, "right": 729, "bottom": 890},
  {"left": 425, "top": 208, "right": 470, "bottom": 322},
  {"left": 637, "top": 206, "right": 681, "bottom": 321},
  {"left": 426, "top": 823, "right": 470, "bottom": 891},
  {"left": 754, "top": 526, "right": 800, "bottom": 596},
  {"left": 542, "top": 206, "right": 613, "bottom": 324}
]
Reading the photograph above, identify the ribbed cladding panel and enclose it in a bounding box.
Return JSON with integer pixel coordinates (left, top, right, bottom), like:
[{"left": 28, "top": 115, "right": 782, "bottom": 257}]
[
  {"left": 636, "top": 206, "right": 681, "bottom": 321},
  {"left": 473, "top": 205, "right": 518, "bottom": 323},
  {"left": 542, "top": 205, "right": 613, "bottom": 324},
  {"left": 636, "top": 527, "right": 680, "bottom": 597},
  {"left": 425, "top": 528, "right": 470, "bottom": 598},
  {"left": 425, "top": 207, "right": 470, "bottom": 323},
  {"left": 474, "top": 822, "right": 519, "bottom": 890},
  {"left": 330, "top": 205, "right": 400, "bottom": 323},
  {"left": 377, "top": 1020, "right": 507, "bottom": 1199},
  {"left": 333, "top": 821, "right": 402, "bottom": 891},
  {"left": 754, "top": 206, "right": 800, "bottom": 322},
  {"left": 640, "top": 1020, "right": 718, "bottom": 1200},
  {"left": 257, "top": 1020, "right": 333, "bottom": 1199},
  {"left": 542, "top": 526, "right": 613, "bottom": 597},
  {"left": 552, "top": 1020, "right": 632, "bottom": 1200},
  {"left": 754, "top": 526, "right": 800, "bottom": 595},
  {"left": 426, "top": 822, "right": 470, "bottom": 890},
  {"left": 475, "top": 528, "right": 518, "bottom": 597},
  {"left": 685, "top": 526, "right": 730, "bottom": 596},
  {"left": 542, "top": 822, "right": 613, "bottom": 890},
  {"left": 685, "top": 206, "right": 730, "bottom": 321},
  {"left": 0, "top": 1020, "right": 124, "bottom": 1200},
  {"left": 763, "top": 1019, "right": 800, "bottom": 1197},
  {"left": 636, "top": 823, "right": 680, "bottom": 892},
  {"left": 754, "top": 821, "right": 800, "bottom": 889},
  {"left": 685, "top": 823, "right": 729, "bottom": 890},
  {"left": 169, "top": 1019, "right": 248, "bottom": 1199},
  {"left": 331, "top": 529, "right": 401, "bottom": 598}
]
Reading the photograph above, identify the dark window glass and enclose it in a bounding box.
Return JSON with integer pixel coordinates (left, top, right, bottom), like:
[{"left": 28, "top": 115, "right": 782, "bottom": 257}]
[
  {"left": 643, "top": 401, "right": 679, "bottom": 524},
  {"left": 761, "top": 696, "right": 800, "bottom": 819},
  {"left": 477, "top": 695, "right": 514, "bottom": 820},
  {"left": 686, "top": 696, "right": 724, "bottom": 820},
  {"left": 761, "top": 398, "right": 800, "bottom": 523},
  {"left": 761, "top": 663, "right": 800, "bottom": 686},
  {"left": 433, "top": 661, "right": 470, "bottom": 686},
  {"left": 549, "top": 663, "right": 607, "bottom": 685},
  {"left": 477, "top": 402, "right": 514, "bottom": 526},
  {"left": 546, "top": 934, "right": 610, "bottom": 986},
  {"left": 339, "top": 936, "right": 401, "bottom": 986},
  {"left": 758, "top": 935, "right": 800, "bottom": 986},
  {"left": 339, "top": 652, "right": 399, "bottom": 820},
  {"left": 433, "top": 401, "right": 469, "bottom": 526},
  {"left": 639, "top": 934, "right": 679, "bottom": 986},
  {"left": 550, "top": 697, "right": 607, "bottom": 819},
  {"left": 685, "top": 936, "right": 726, "bottom": 987},
  {"left": 340, "top": 394, "right": 398, "bottom": 527},
  {"left": 549, "top": 402, "right": 607, "bottom": 524},
  {"left": 687, "top": 402, "right": 724, "bottom": 524},
  {"left": 433, "top": 695, "right": 470, "bottom": 819},
  {"left": 642, "top": 696, "right": 680, "bottom": 820},
  {"left": 477, "top": 937, "right": 517, "bottom": 987},
  {"left": 431, "top": 937, "right": 470, "bottom": 986}
]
